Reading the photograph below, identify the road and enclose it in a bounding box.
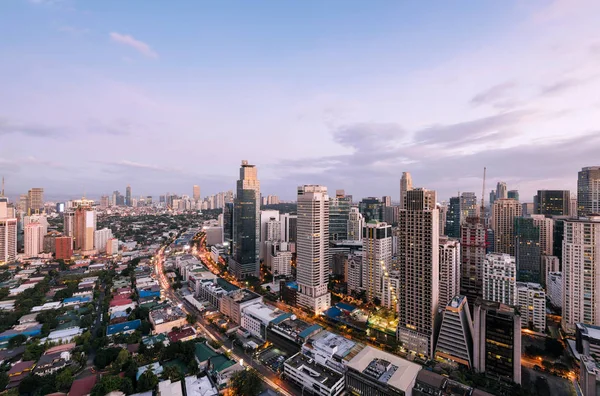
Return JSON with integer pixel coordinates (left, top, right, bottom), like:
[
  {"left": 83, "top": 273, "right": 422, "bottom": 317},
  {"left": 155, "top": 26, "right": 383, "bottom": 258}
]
[{"left": 154, "top": 245, "right": 299, "bottom": 396}]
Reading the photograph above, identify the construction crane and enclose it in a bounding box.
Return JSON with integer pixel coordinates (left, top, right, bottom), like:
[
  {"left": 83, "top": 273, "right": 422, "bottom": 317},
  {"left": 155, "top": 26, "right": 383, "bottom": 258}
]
[{"left": 480, "top": 167, "right": 486, "bottom": 224}]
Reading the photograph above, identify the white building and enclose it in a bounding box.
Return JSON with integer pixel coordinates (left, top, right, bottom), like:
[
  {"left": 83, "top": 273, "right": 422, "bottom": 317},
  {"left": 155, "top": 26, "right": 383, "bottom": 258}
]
[
  {"left": 184, "top": 375, "right": 217, "bottom": 396},
  {"left": 0, "top": 214, "right": 17, "bottom": 263},
  {"left": 517, "top": 282, "right": 546, "bottom": 331},
  {"left": 562, "top": 216, "right": 600, "bottom": 333},
  {"left": 439, "top": 236, "right": 460, "bottom": 307},
  {"left": 296, "top": 185, "right": 331, "bottom": 314},
  {"left": 266, "top": 217, "right": 281, "bottom": 242},
  {"left": 268, "top": 242, "right": 292, "bottom": 277},
  {"left": 158, "top": 379, "right": 183, "bottom": 396},
  {"left": 547, "top": 272, "right": 562, "bottom": 308},
  {"left": 44, "top": 327, "right": 83, "bottom": 343},
  {"left": 483, "top": 253, "right": 517, "bottom": 306},
  {"left": 382, "top": 270, "right": 400, "bottom": 310},
  {"left": 240, "top": 302, "right": 287, "bottom": 340},
  {"left": 24, "top": 222, "right": 44, "bottom": 258},
  {"left": 542, "top": 255, "right": 560, "bottom": 287},
  {"left": 362, "top": 221, "right": 392, "bottom": 304},
  {"left": 94, "top": 227, "right": 113, "bottom": 253},
  {"left": 259, "top": 210, "right": 279, "bottom": 257},
  {"left": 346, "top": 254, "right": 364, "bottom": 296},
  {"left": 301, "top": 330, "right": 359, "bottom": 374},
  {"left": 530, "top": 214, "right": 554, "bottom": 256},
  {"left": 347, "top": 207, "right": 364, "bottom": 241},
  {"left": 284, "top": 352, "right": 345, "bottom": 396}
]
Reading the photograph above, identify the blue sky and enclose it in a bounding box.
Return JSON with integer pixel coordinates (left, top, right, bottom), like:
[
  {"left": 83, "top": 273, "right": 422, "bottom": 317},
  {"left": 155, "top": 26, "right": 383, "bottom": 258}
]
[{"left": 1, "top": 0, "right": 600, "bottom": 202}]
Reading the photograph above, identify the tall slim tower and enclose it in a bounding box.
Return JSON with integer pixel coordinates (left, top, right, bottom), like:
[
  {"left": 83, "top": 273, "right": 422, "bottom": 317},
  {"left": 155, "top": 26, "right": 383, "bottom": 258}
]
[
  {"left": 0, "top": 201, "right": 17, "bottom": 263},
  {"left": 577, "top": 166, "right": 600, "bottom": 217},
  {"left": 24, "top": 222, "right": 43, "bottom": 258},
  {"left": 193, "top": 185, "right": 201, "bottom": 202},
  {"left": 27, "top": 188, "right": 44, "bottom": 214},
  {"left": 460, "top": 218, "right": 487, "bottom": 307},
  {"left": 362, "top": 221, "right": 392, "bottom": 304},
  {"left": 296, "top": 185, "right": 331, "bottom": 314},
  {"left": 492, "top": 198, "right": 522, "bottom": 256},
  {"left": 400, "top": 172, "right": 413, "bottom": 210},
  {"left": 231, "top": 160, "right": 260, "bottom": 279},
  {"left": 347, "top": 207, "right": 364, "bottom": 241},
  {"left": 74, "top": 202, "right": 96, "bottom": 252},
  {"left": 439, "top": 236, "right": 460, "bottom": 307},
  {"left": 483, "top": 253, "right": 517, "bottom": 305},
  {"left": 496, "top": 182, "right": 508, "bottom": 200},
  {"left": 514, "top": 217, "right": 541, "bottom": 283},
  {"left": 460, "top": 192, "right": 479, "bottom": 223},
  {"left": 397, "top": 188, "right": 439, "bottom": 358},
  {"left": 445, "top": 197, "right": 461, "bottom": 238},
  {"left": 125, "top": 185, "right": 132, "bottom": 207},
  {"left": 329, "top": 191, "right": 351, "bottom": 240}
]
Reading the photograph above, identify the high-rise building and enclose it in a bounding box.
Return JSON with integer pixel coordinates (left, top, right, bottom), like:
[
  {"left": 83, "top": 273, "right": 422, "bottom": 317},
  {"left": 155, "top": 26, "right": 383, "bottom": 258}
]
[
  {"left": 562, "top": 216, "right": 600, "bottom": 333},
  {"left": 578, "top": 166, "right": 600, "bottom": 217},
  {"left": 24, "top": 222, "right": 44, "bottom": 258},
  {"left": 530, "top": 214, "right": 553, "bottom": 256},
  {"left": 514, "top": 217, "right": 541, "bottom": 283},
  {"left": 434, "top": 295, "right": 474, "bottom": 369},
  {"left": 231, "top": 160, "right": 261, "bottom": 279},
  {"left": 346, "top": 254, "right": 364, "bottom": 296},
  {"left": 74, "top": 203, "right": 96, "bottom": 252},
  {"left": 125, "top": 185, "right": 132, "bottom": 207},
  {"left": 397, "top": 188, "right": 439, "bottom": 358},
  {"left": 439, "top": 236, "right": 460, "bottom": 307},
  {"left": 94, "top": 228, "right": 113, "bottom": 253},
  {"left": 437, "top": 203, "right": 447, "bottom": 235},
  {"left": 483, "top": 253, "right": 517, "bottom": 306},
  {"left": 193, "top": 185, "right": 201, "bottom": 202},
  {"left": 259, "top": 210, "right": 279, "bottom": 260},
  {"left": 347, "top": 207, "right": 364, "bottom": 241},
  {"left": 541, "top": 255, "right": 559, "bottom": 287},
  {"left": 267, "top": 195, "right": 279, "bottom": 205},
  {"left": 279, "top": 213, "right": 297, "bottom": 243},
  {"left": 521, "top": 202, "right": 534, "bottom": 217},
  {"left": 534, "top": 190, "right": 570, "bottom": 216},
  {"left": 445, "top": 197, "right": 461, "bottom": 239},
  {"left": 27, "top": 187, "right": 44, "bottom": 214},
  {"left": 473, "top": 299, "right": 521, "bottom": 384},
  {"left": 492, "top": 198, "right": 522, "bottom": 256},
  {"left": 496, "top": 182, "right": 508, "bottom": 200},
  {"left": 489, "top": 190, "right": 497, "bottom": 207},
  {"left": 400, "top": 172, "right": 413, "bottom": 210},
  {"left": 99, "top": 196, "right": 109, "bottom": 209},
  {"left": 329, "top": 191, "right": 352, "bottom": 241},
  {"left": 570, "top": 196, "right": 578, "bottom": 219},
  {"left": 382, "top": 196, "right": 392, "bottom": 207},
  {"left": 358, "top": 197, "right": 383, "bottom": 223},
  {"left": 55, "top": 236, "right": 73, "bottom": 260},
  {"left": 362, "top": 221, "right": 392, "bottom": 304},
  {"left": 0, "top": 210, "right": 17, "bottom": 263},
  {"left": 460, "top": 218, "right": 487, "bottom": 307},
  {"left": 296, "top": 185, "right": 331, "bottom": 314},
  {"left": 460, "top": 192, "right": 479, "bottom": 223},
  {"left": 383, "top": 205, "right": 400, "bottom": 226},
  {"left": 222, "top": 202, "right": 233, "bottom": 254},
  {"left": 507, "top": 190, "right": 519, "bottom": 201},
  {"left": 268, "top": 242, "right": 292, "bottom": 277},
  {"left": 266, "top": 217, "right": 281, "bottom": 242},
  {"left": 516, "top": 282, "right": 546, "bottom": 331}
]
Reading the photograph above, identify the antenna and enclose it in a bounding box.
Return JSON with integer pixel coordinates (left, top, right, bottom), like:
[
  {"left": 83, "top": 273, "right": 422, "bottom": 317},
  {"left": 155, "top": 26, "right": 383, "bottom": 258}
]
[
  {"left": 481, "top": 167, "right": 486, "bottom": 223},
  {"left": 1, "top": 176, "right": 4, "bottom": 197}
]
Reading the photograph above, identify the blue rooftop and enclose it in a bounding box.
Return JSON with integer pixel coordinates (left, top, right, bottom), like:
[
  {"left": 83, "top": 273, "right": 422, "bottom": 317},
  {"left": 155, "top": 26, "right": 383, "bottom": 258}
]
[
  {"left": 324, "top": 307, "right": 342, "bottom": 319},
  {"left": 336, "top": 302, "right": 356, "bottom": 312},
  {"left": 299, "top": 324, "right": 323, "bottom": 339},
  {"left": 0, "top": 324, "right": 42, "bottom": 342},
  {"left": 107, "top": 319, "right": 141, "bottom": 336},
  {"left": 286, "top": 281, "right": 298, "bottom": 290},
  {"left": 63, "top": 296, "right": 92, "bottom": 304},
  {"left": 270, "top": 313, "right": 292, "bottom": 325}
]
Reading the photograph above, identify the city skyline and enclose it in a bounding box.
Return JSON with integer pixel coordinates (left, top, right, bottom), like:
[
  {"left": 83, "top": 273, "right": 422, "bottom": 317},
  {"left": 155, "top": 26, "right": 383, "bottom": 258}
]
[{"left": 2, "top": 1, "right": 600, "bottom": 200}]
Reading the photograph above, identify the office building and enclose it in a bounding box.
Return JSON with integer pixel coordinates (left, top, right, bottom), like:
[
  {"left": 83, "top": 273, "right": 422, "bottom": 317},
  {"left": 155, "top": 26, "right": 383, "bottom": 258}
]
[
  {"left": 492, "top": 198, "right": 522, "bottom": 256},
  {"left": 0, "top": 215, "right": 17, "bottom": 263},
  {"left": 522, "top": 202, "right": 534, "bottom": 216},
  {"left": 73, "top": 201, "right": 96, "bottom": 252},
  {"left": 283, "top": 352, "right": 345, "bottom": 396},
  {"left": 223, "top": 202, "right": 233, "bottom": 254},
  {"left": 578, "top": 166, "right": 600, "bottom": 217},
  {"left": 514, "top": 217, "right": 541, "bottom": 282},
  {"left": 55, "top": 236, "right": 73, "bottom": 260},
  {"left": 279, "top": 213, "right": 297, "bottom": 243},
  {"left": 265, "top": 217, "right": 281, "bottom": 242},
  {"left": 439, "top": 236, "right": 460, "bottom": 307},
  {"left": 570, "top": 196, "right": 578, "bottom": 219},
  {"left": 231, "top": 160, "right": 261, "bottom": 279},
  {"left": 268, "top": 242, "right": 292, "bottom": 277},
  {"left": 434, "top": 295, "right": 474, "bottom": 368},
  {"left": 437, "top": 203, "right": 447, "bottom": 236},
  {"left": 24, "top": 222, "right": 44, "bottom": 257},
  {"left": 516, "top": 282, "right": 546, "bottom": 331},
  {"left": 531, "top": 214, "right": 554, "bottom": 256},
  {"left": 473, "top": 299, "right": 521, "bottom": 384},
  {"left": 125, "top": 185, "right": 132, "bottom": 207},
  {"left": 94, "top": 228, "right": 113, "bottom": 253},
  {"left": 507, "top": 190, "right": 519, "bottom": 201},
  {"left": 359, "top": 197, "right": 383, "bottom": 223},
  {"left": 460, "top": 218, "right": 487, "bottom": 307},
  {"left": 489, "top": 190, "right": 497, "bottom": 207},
  {"left": 562, "top": 216, "right": 600, "bottom": 333},
  {"left": 27, "top": 187, "right": 44, "bottom": 213},
  {"left": 534, "top": 190, "right": 570, "bottom": 216},
  {"left": 260, "top": 210, "right": 279, "bottom": 251},
  {"left": 460, "top": 192, "right": 479, "bottom": 223},
  {"left": 445, "top": 197, "right": 461, "bottom": 239},
  {"left": 362, "top": 221, "right": 392, "bottom": 304},
  {"left": 383, "top": 205, "right": 399, "bottom": 226},
  {"left": 483, "top": 253, "right": 516, "bottom": 306},
  {"left": 496, "top": 182, "right": 508, "bottom": 200},
  {"left": 193, "top": 185, "right": 200, "bottom": 202},
  {"left": 330, "top": 190, "right": 352, "bottom": 241},
  {"left": 397, "top": 188, "right": 439, "bottom": 358},
  {"left": 297, "top": 185, "right": 331, "bottom": 314},
  {"left": 400, "top": 172, "right": 413, "bottom": 211},
  {"left": 347, "top": 207, "right": 364, "bottom": 241}
]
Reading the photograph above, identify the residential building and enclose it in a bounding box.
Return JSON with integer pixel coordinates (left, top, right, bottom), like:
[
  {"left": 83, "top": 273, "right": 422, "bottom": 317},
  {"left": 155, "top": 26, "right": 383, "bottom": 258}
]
[
  {"left": 562, "top": 216, "right": 600, "bottom": 333},
  {"left": 279, "top": 213, "right": 297, "bottom": 243},
  {"left": 483, "top": 253, "right": 516, "bottom": 306},
  {"left": 439, "top": 236, "right": 460, "bottom": 307},
  {"left": 496, "top": 182, "right": 508, "bottom": 200},
  {"left": 547, "top": 272, "right": 562, "bottom": 308},
  {"left": 517, "top": 282, "right": 546, "bottom": 331},
  {"left": 359, "top": 197, "right": 383, "bottom": 223},
  {"left": 106, "top": 238, "right": 119, "bottom": 256},
  {"left": 184, "top": 375, "right": 218, "bottom": 396},
  {"left": 27, "top": 187, "right": 44, "bottom": 213},
  {"left": 362, "top": 221, "right": 392, "bottom": 304},
  {"left": 193, "top": 185, "right": 201, "bottom": 202},
  {"left": 460, "top": 218, "right": 487, "bottom": 307},
  {"left": 268, "top": 242, "right": 292, "bottom": 277},
  {"left": 347, "top": 207, "right": 364, "bottom": 241},
  {"left": 578, "top": 166, "right": 600, "bottom": 217},
  {"left": 219, "top": 289, "right": 262, "bottom": 325},
  {"left": 158, "top": 379, "right": 182, "bottom": 396},
  {"left": 397, "top": 188, "right": 439, "bottom": 358},
  {"left": 570, "top": 196, "right": 578, "bottom": 219},
  {"left": 437, "top": 203, "right": 447, "bottom": 235},
  {"left": 514, "top": 217, "right": 541, "bottom": 283},
  {"left": 296, "top": 185, "right": 331, "bottom": 314},
  {"left": 434, "top": 295, "right": 474, "bottom": 368},
  {"left": 74, "top": 203, "right": 96, "bottom": 252},
  {"left": 492, "top": 198, "right": 522, "bottom": 256},
  {"left": 534, "top": 190, "right": 570, "bottom": 216},
  {"left": 24, "top": 222, "right": 44, "bottom": 258},
  {"left": 346, "top": 254, "right": 364, "bottom": 296},
  {"left": 473, "top": 299, "right": 521, "bottom": 384},
  {"left": 149, "top": 305, "right": 187, "bottom": 334},
  {"left": 522, "top": 202, "right": 534, "bottom": 216},
  {"left": 445, "top": 197, "right": 461, "bottom": 238},
  {"left": 531, "top": 214, "right": 554, "bottom": 257},
  {"left": 460, "top": 192, "right": 479, "bottom": 223},
  {"left": 329, "top": 190, "right": 352, "bottom": 241},
  {"left": 400, "top": 172, "right": 413, "bottom": 211},
  {"left": 580, "top": 355, "right": 600, "bottom": 396},
  {"left": 94, "top": 227, "right": 113, "bottom": 253},
  {"left": 231, "top": 160, "right": 261, "bottom": 279}
]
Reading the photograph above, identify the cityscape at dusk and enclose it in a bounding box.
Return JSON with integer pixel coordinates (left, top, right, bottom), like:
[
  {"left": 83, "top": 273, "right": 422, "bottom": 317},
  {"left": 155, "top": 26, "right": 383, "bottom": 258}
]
[{"left": 2, "top": 1, "right": 600, "bottom": 396}]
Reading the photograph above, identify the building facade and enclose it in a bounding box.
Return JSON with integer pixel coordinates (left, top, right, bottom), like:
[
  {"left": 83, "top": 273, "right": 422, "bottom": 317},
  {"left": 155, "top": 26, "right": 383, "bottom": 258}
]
[
  {"left": 492, "top": 198, "right": 522, "bottom": 256},
  {"left": 516, "top": 282, "right": 546, "bottom": 331},
  {"left": 460, "top": 218, "right": 487, "bottom": 307},
  {"left": 400, "top": 172, "right": 413, "bottom": 211},
  {"left": 329, "top": 191, "right": 351, "bottom": 241},
  {"left": 347, "top": 207, "right": 364, "bottom": 241},
  {"left": 434, "top": 295, "right": 474, "bottom": 368},
  {"left": 578, "top": 166, "right": 600, "bottom": 217},
  {"left": 514, "top": 217, "right": 541, "bottom": 283},
  {"left": 362, "top": 221, "right": 392, "bottom": 304},
  {"left": 483, "top": 253, "right": 517, "bottom": 306},
  {"left": 534, "top": 190, "right": 570, "bottom": 216},
  {"left": 439, "top": 236, "right": 460, "bottom": 308}
]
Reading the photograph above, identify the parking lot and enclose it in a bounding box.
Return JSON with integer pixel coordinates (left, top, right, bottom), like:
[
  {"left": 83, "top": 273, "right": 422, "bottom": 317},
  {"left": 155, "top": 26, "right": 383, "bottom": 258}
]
[{"left": 257, "top": 347, "right": 289, "bottom": 373}]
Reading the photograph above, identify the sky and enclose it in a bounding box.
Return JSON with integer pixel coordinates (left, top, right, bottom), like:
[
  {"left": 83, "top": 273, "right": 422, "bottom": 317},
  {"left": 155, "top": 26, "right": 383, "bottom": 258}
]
[{"left": 1, "top": 0, "right": 600, "bottom": 202}]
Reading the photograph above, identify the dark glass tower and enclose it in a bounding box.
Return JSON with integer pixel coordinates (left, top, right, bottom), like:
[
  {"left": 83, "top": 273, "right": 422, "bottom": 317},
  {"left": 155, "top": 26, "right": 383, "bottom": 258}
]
[
  {"left": 534, "top": 190, "right": 570, "bottom": 216},
  {"left": 578, "top": 166, "right": 600, "bottom": 217},
  {"left": 329, "top": 191, "right": 352, "bottom": 240},
  {"left": 223, "top": 202, "right": 234, "bottom": 255},
  {"left": 358, "top": 197, "right": 383, "bottom": 223},
  {"left": 445, "top": 197, "right": 461, "bottom": 238},
  {"left": 514, "top": 217, "right": 541, "bottom": 282}
]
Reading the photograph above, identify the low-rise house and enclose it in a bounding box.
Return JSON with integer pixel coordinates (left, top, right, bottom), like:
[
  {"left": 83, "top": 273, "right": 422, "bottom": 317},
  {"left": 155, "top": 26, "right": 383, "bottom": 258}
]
[
  {"left": 0, "top": 346, "right": 25, "bottom": 364},
  {"left": 106, "top": 319, "right": 142, "bottom": 336},
  {"left": 63, "top": 296, "right": 92, "bottom": 307},
  {"left": 137, "top": 362, "right": 164, "bottom": 380},
  {"left": 33, "top": 351, "right": 71, "bottom": 376},
  {"left": 184, "top": 375, "right": 218, "bottom": 396},
  {"left": 7, "top": 360, "right": 36, "bottom": 389},
  {"left": 149, "top": 305, "right": 187, "bottom": 334},
  {"left": 31, "top": 301, "right": 62, "bottom": 312},
  {"left": 157, "top": 379, "right": 183, "bottom": 396},
  {"left": 69, "top": 375, "right": 97, "bottom": 396},
  {"left": 44, "top": 326, "right": 83, "bottom": 343},
  {"left": 207, "top": 355, "right": 244, "bottom": 390},
  {"left": 168, "top": 326, "right": 197, "bottom": 343}
]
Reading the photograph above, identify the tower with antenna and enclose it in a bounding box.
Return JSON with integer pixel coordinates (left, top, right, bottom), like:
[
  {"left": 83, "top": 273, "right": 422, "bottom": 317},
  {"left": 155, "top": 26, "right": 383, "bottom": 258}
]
[{"left": 481, "top": 167, "right": 486, "bottom": 223}]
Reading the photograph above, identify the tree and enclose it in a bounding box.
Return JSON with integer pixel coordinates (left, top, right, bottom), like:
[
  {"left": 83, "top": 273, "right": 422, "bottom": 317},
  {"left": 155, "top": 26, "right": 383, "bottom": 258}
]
[
  {"left": 162, "top": 365, "right": 183, "bottom": 382},
  {"left": 56, "top": 368, "right": 74, "bottom": 391},
  {"left": 0, "top": 372, "right": 8, "bottom": 390},
  {"left": 23, "top": 341, "right": 45, "bottom": 361},
  {"left": 137, "top": 369, "right": 159, "bottom": 392},
  {"left": 0, "top": 288, "right": 9, "bottom": 300},
  {"left": 91, "top": 375, "right": 122, "bottom": 396},
  {"left": 8, "top": 334, "right": 27, "bottom": 347},
  {"left": 544, "top": 338, "right": 564, "bottom": 358},
  {"left": 120, "top": 377, "right": 134, "bottom": 395},
  {"left": 229, "top": 369, "right": 263, "bottom": 396},
  {"left": 186, "top": 313, "right": 197, "bottom": 324}
]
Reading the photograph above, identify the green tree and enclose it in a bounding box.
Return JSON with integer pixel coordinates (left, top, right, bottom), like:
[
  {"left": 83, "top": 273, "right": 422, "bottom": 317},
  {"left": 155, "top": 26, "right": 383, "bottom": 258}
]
[
  {"left": 91, "top": 375, "right": 122, "bottom": 396},
  {"left": 120, "top": 377, "right": 134, "bottom": 395},
  {"left": 186, "top": 313, "right": 197, "bottom": 324},
  {"left": 0, "top": 372, "right": 8, "bottom": 390},
  {"left": 0, "top": 287, "right": 9, "bottom": 300},
  {"left": 56, "top": 368, "right": 74, "bottom": 391},
  {"left": 137, "top": 369, "right": 159, "bottom": 392},
  {"left": 162, "top": 365, "right": 183, "bottom": 382},
  {"left": 8, "top": 334, "right": 27, "bottom": 347},
  {"left": 114, "top": 349, "right": 130, "bottom": 369},
  {"left": 23, "top": 341, "right": 45, "bottom": 361},
  {"left": 229, "top": 369, "right": 263, "bottom": 396}
]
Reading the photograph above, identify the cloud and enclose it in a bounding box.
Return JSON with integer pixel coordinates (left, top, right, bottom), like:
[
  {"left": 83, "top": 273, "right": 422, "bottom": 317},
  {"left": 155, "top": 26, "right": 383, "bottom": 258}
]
[
  {"left": 540, "top": 78, "right": 582, "bottom": 96},
  {"left": 86, "top": 118, "right": 135, "bottom": 136},
  {"left": 0, "top": 118, "right": 64, "bottom": 138},
  {"left": 58, "top": 26, "right": 89, "bottom": 36},
  {"left": 109, "top": 32, "right": 158, "bottom": 58},
  {"left": 103, "top": 160, "right": 175, "bottom": 173},
  {"left": 471, "top": 82, "right": 517, "bottom": 107}
]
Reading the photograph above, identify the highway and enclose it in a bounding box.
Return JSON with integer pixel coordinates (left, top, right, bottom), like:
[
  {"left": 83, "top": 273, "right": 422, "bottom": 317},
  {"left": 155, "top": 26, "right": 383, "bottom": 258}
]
[{"left": 153, "top": 244, "right": 299, "bottom": 396}]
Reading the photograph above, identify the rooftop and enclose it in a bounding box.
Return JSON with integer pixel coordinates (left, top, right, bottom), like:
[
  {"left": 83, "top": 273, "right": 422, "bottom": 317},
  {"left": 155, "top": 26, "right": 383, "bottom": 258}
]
[
  {"left": 195, "top": 343, "right": 218, "bottom": 362},
  {"left": 184, "top": 375, "right": 218, "bottom": 396},
  {"left": 69, "top": 375, "right": 97, "bottom": 396},
  {"left": 284, "top": 352, "right": 344, "bottom": 389},
  {"left": 149, "top": 305, "right": 186, "bottom": 324},
  {"left": 243, "top": 303, "right": 288, "bottom": 324}
]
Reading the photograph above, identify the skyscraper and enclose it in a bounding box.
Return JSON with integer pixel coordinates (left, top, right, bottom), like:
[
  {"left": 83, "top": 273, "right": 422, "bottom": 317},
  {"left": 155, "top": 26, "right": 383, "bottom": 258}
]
[
  {"left": 460, "top": 218, "right": 487, "bottom": 307},
  {"left": 534, "top": 190, "right": 570, "bottom": 216},
  {"left": 531, "top": 214, "right": 554, "bottom": 256},
  {"left": 362, "top": 221, "right": 392, "bottom": 304},
  {"left": 562, "top": 216, "right": 600, "bottom": 333},
  {"left": 489, "top": 190, "right": 497, "bottom": 207},
  {"left": 27, "top": 187, "right": 44, "bottom": 214},
  {"left": 381, "top": 195, "right": 392, "bottom": 207},
  {"left": 193, "top": 185, "right": 201, "bottom": 202},
  {"left": 439, "top": 236, "right": 460, "bottom": 307},
  {"left": 460, "top": 192, "right": 479, "bottom": 223},
  {"left": 577, "top": 166, "right": 600, "bottom": 217},
  {"left": 24, "top": 222, "right": 44, "bottom": 258},
  {"left": 100, "top": 196, "right": 109, "bottom": 209},
  {"left": 358, "top": 197, "right": 383, "bottom": 222},
  {"left": 0, "top": 202, "right": 17, "bottom": 263},
  {"left": 74, "top": 202, "right": 96, "bottom": 252},
  {"left": 483, "top": 253, "right": 517, "bottom": 306},
  {"left": 507, "top": 190, "right": 519, "bottom": 201},
  {"left": 400, "top": 172, "right": 413, "bottom": 210},
  {"left": 434, "top": 296, "right": 474, "bottom": 369},
  {"left": 496, "top": 182, "right": 508, "bottom": 200},
  {"left": 445, "top": 197, "right": 461, "bottom": 238},
  {"left": 397, "top": 188, "right": 439, "bottom": 358},
  {"left": 347, "top": 207, "right": 364, "bottom": 241},
  {"left": 329, "top": 191, "right": 351, "bottom": 240},
  {"left": 126, "top": 185, "right": 132, "bottom": 207},
  {"left": 231, "top": 160, "right": 260, "bottom": 279},
  {"left": 492, "top": 198, "right": 522, "bottom": 256},
  {"left": 296, "top": 185, "right": 331, "bottom": 314},
  {"left": 514, "top": 217, "right": 541, "bottom": 283},
  {"left": 223, "top": 202, "right": 234, "bottom": 254}
]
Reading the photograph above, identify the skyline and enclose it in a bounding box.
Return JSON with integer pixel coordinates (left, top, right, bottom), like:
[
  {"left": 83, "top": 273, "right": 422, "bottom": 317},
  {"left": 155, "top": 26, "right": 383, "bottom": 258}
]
[{"left": 2, "top": 0, "right": 600, "bottom": 200}]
